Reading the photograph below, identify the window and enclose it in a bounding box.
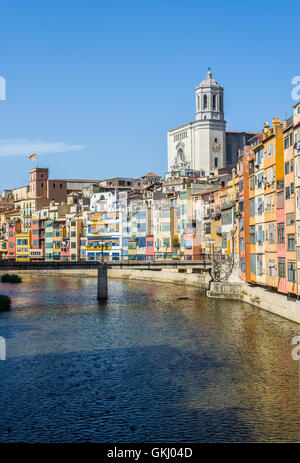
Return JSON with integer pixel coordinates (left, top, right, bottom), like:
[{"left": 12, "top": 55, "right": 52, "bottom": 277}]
[
  {"left": 257, "top": 254, "right": 263, "bottom": 276},
  {"left": 240, "top": 258, "right": 245, "bottom": 274},
  {"left": 286, "top": 212, "right": 295, "bottom": 226},
  {"left": 285, "top": 161, "right": 290, "bottom": 174},
  {"left": 203, "top": 94, "right": 208, "bottom": 109},
  {"left": 267, "top": 143, "right": 273, "bottom": 158},
  {"left": 250, "top": 254, "right": 256, "bottom": 274},
  {"left": 250, "top": 225, "right": 256, "bottom": 244},
  {"left": 291, "top": 182, "right": 294, "bottom": 195},
  {"left": 221, "top": 210, "right": 232, "bottom": 225},
  {"left": 277, "top": 191, "right": 284, "bottom": 209},
  {"left": 239, "top": 238, "right": 245, "bottom": 252},
  {"left": 268, "top": 223, "right": 275, "bottom": 243},
  {"left": 290, "top": 159, "right": 294, "bottom": 172},
  {"left": 249, "top": 198, "right": 255, "bottom": 216},
  {"left": 257, "top": 197, "right": 264, "bottom": 215},
  {"left": 71, "top": 231, "right": 76, "bottom": 237},
  {"left": 214, "top": 157, "right": 218, "bottom": 168},
  {"left": 71, "top": 242, "right": 76, "bottom": 248},
  {"left": 290, "top": 133, "right": 293, "bottom": 146},
  {"left": 53, "top": 183, "right": 55, "bottom": 188},
  {"left": 257, "top": 148, "right": 263, "bottom": 164},
  {"left": 288, "top": 234, "right": 295, "bottom": 251},
  {"left": 278, "top": 223, "right": 285, "bottom": 243},
  {"left": 257, "top": 225, "right": 264, "bottom": 245},
  {"left": 212, "top": 95, "right": 216, "bottom": 110},
  {"left": 268, "top": 259, "right": 276, "bottom": 278},
  {"left": 284, "top": 137, "right": 289, "bottom": 149},
  {"left": 286, "top": 186, "right": 290, "bottom": 199},
  {"left": 288, "top": 261, "right": 296, "bottom": 282}
]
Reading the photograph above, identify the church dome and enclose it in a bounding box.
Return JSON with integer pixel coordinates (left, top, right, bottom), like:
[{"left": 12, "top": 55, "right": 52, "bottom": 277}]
[{"left": 198, "top": 68, "right": 222, "bottom": 88}]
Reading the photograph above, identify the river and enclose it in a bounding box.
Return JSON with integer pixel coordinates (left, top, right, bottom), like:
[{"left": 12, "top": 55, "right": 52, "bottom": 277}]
[{"left": 0, "top": 274, "right": 299, "bottom": 442}]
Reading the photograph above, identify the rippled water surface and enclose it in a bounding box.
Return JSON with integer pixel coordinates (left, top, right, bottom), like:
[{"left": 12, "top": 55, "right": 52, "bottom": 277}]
[{"left": 0, "top": 274, "right": 300, "bottom": 442}]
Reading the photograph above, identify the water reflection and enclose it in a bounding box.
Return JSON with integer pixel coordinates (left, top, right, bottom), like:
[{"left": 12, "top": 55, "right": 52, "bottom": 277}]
[{"left": 0, "top": 275, "right": 299, "bottom": 442}]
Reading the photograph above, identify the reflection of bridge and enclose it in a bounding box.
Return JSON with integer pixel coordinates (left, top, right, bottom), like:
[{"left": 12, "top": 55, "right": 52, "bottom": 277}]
[{"left": 0, "top": 259, "right": 212, "bottom": 300}]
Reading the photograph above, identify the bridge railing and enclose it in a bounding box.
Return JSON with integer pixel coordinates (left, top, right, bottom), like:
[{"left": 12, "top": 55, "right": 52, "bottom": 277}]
[{"left": 0, "top": 255, "right": 214, "bottom": 265}]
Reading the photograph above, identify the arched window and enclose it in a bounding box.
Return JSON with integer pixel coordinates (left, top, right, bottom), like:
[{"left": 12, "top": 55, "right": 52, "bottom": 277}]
[
  {"left": 212, "top": 94, "right": 216, "bottom": 110},
  {"left": 203, "top": 94, "right": 208, "bottom": 109}
]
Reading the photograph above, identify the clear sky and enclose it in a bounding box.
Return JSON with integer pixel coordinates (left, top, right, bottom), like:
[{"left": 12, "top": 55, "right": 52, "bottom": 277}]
[{"left": 0, "top": 0, "right": 299, "bottom": 190}]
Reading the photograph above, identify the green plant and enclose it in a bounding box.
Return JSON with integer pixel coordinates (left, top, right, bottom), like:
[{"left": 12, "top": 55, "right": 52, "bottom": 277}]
[
  {"left": 0, "top": 295, "right": 11, "bottom": 311},
  {"left": 172, "top": 237, "right": 180, "bottom": 248},
  {"left": 1, "top": 273, "right": 22, "bottom": 284}
]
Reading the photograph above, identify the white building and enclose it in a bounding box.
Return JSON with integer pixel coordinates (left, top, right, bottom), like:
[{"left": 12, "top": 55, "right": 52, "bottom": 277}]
[
  {"left": 168, "top": 69, "right": 226, "bottom": 176},
  {"left": 167, "top": 70, "right": 256, "bottom": 177}
]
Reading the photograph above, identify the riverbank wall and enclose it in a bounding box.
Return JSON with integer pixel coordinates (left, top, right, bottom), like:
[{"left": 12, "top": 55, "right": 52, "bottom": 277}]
[
  {"left": 207, "top": 280, "right": 300, "bottom": 324},
  {"left": 1, "top": 267, "right": 300, "bottom": 324}
]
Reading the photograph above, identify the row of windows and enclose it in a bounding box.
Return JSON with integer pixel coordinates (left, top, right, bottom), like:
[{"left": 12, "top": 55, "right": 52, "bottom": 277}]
[
  {"left": 249, "top": 223, "right": 295, "bottom": 248},
  {"left": 197, "top": 94, "right": 222, "bottom": 112},
  {"left": 250, "top": 254, "right": 296, "bottom": 281},
  {"left": 249, "top": 189, "right": 294, "bottom": 215},
  {"left": 173, "top": 131, "right": 188, "bottom": 142}
]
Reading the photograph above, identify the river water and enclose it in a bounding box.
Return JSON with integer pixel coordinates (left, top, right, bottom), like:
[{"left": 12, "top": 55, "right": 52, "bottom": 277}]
[{"left": 0, "top": 274, "right": 300, "bottom": 442}]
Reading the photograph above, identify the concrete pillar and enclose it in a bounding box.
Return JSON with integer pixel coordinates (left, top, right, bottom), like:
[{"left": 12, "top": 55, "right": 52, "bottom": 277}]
[{"left": 97, "top": 264, "right": 108, "bottom": 300}]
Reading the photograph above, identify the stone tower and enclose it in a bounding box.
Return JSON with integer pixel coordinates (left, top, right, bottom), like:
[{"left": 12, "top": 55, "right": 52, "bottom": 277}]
[
  {"left": 28, "top": 167, "right": 48, "bottom": 198},
  {"left": 195, "top": 68, "right": 224, "bottom": 121},
  {"left": 193, "top": 69, "right": 226, "bottom": 173},
  {"left": 167, "top": 69, "right": 226, "bottom": 176}
]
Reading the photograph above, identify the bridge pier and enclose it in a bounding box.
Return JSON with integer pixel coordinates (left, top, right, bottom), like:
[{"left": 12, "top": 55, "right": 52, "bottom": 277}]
[{"left": 97, "top": 264, "right": 108, "bottom": 300}]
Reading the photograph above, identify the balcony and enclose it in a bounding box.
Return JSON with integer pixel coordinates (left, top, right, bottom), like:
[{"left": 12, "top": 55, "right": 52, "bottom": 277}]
[{"left": 221, "top": 200, "right": 234, "bottom": 211}]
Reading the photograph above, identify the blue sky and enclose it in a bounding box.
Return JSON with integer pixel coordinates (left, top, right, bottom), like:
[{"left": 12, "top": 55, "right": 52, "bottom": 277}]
[{"left": 0, "top": 0, "right": 299, "bottom": 190}]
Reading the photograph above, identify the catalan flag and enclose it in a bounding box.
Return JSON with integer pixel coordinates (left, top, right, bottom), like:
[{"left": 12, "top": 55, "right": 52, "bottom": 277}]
[{"left": 29, "top": 153, "right": 36, "bottom": 161}]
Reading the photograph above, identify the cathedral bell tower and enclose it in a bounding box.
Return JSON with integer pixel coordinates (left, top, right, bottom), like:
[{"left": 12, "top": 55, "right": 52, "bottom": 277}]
[
  {"left": 195, "top": 68, "right": 224, "bottom": 121},
  {"left": 193, "top": 69, "right": 226, "bottom": 173},
  {"left": 167, "top": 69, "right": 226, "bottom": 176}
]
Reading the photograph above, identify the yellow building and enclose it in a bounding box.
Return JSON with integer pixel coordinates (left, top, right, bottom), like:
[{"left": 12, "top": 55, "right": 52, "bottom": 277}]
[{"left": 15, "top": 232, "right": 31, "bottom": 261}]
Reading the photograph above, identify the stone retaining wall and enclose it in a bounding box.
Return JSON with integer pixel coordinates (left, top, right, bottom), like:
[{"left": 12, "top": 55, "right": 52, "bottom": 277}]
[{"left": 207, "top": 280, "right": 300, "bottom": 324}]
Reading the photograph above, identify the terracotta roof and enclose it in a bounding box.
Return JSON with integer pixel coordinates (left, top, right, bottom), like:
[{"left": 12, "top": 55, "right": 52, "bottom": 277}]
[{"left": 142, "top": 172, "right": 160, "bottom": 178}]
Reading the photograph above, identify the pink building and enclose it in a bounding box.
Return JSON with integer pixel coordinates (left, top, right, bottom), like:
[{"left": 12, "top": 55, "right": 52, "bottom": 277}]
[
  {"left": 183, "top": 232, "right": 201, "bottom": 260},
  {"left": 277, "top": 188, "right": 287, "bottom": 294},
  {"left": 7, "top": 220, "right": 21, "bottom": 259},
  {"left": 146, "top": 235, "right": 154, "bottom": 261},
  {"left": 60, "top": 245, "right": 70, "bottom": 262}
]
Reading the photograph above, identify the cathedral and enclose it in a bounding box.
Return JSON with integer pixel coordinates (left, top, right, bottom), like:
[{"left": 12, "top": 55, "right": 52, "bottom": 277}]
[{"left": 167, "top": 69, "right": 255, "bottom": 176}]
